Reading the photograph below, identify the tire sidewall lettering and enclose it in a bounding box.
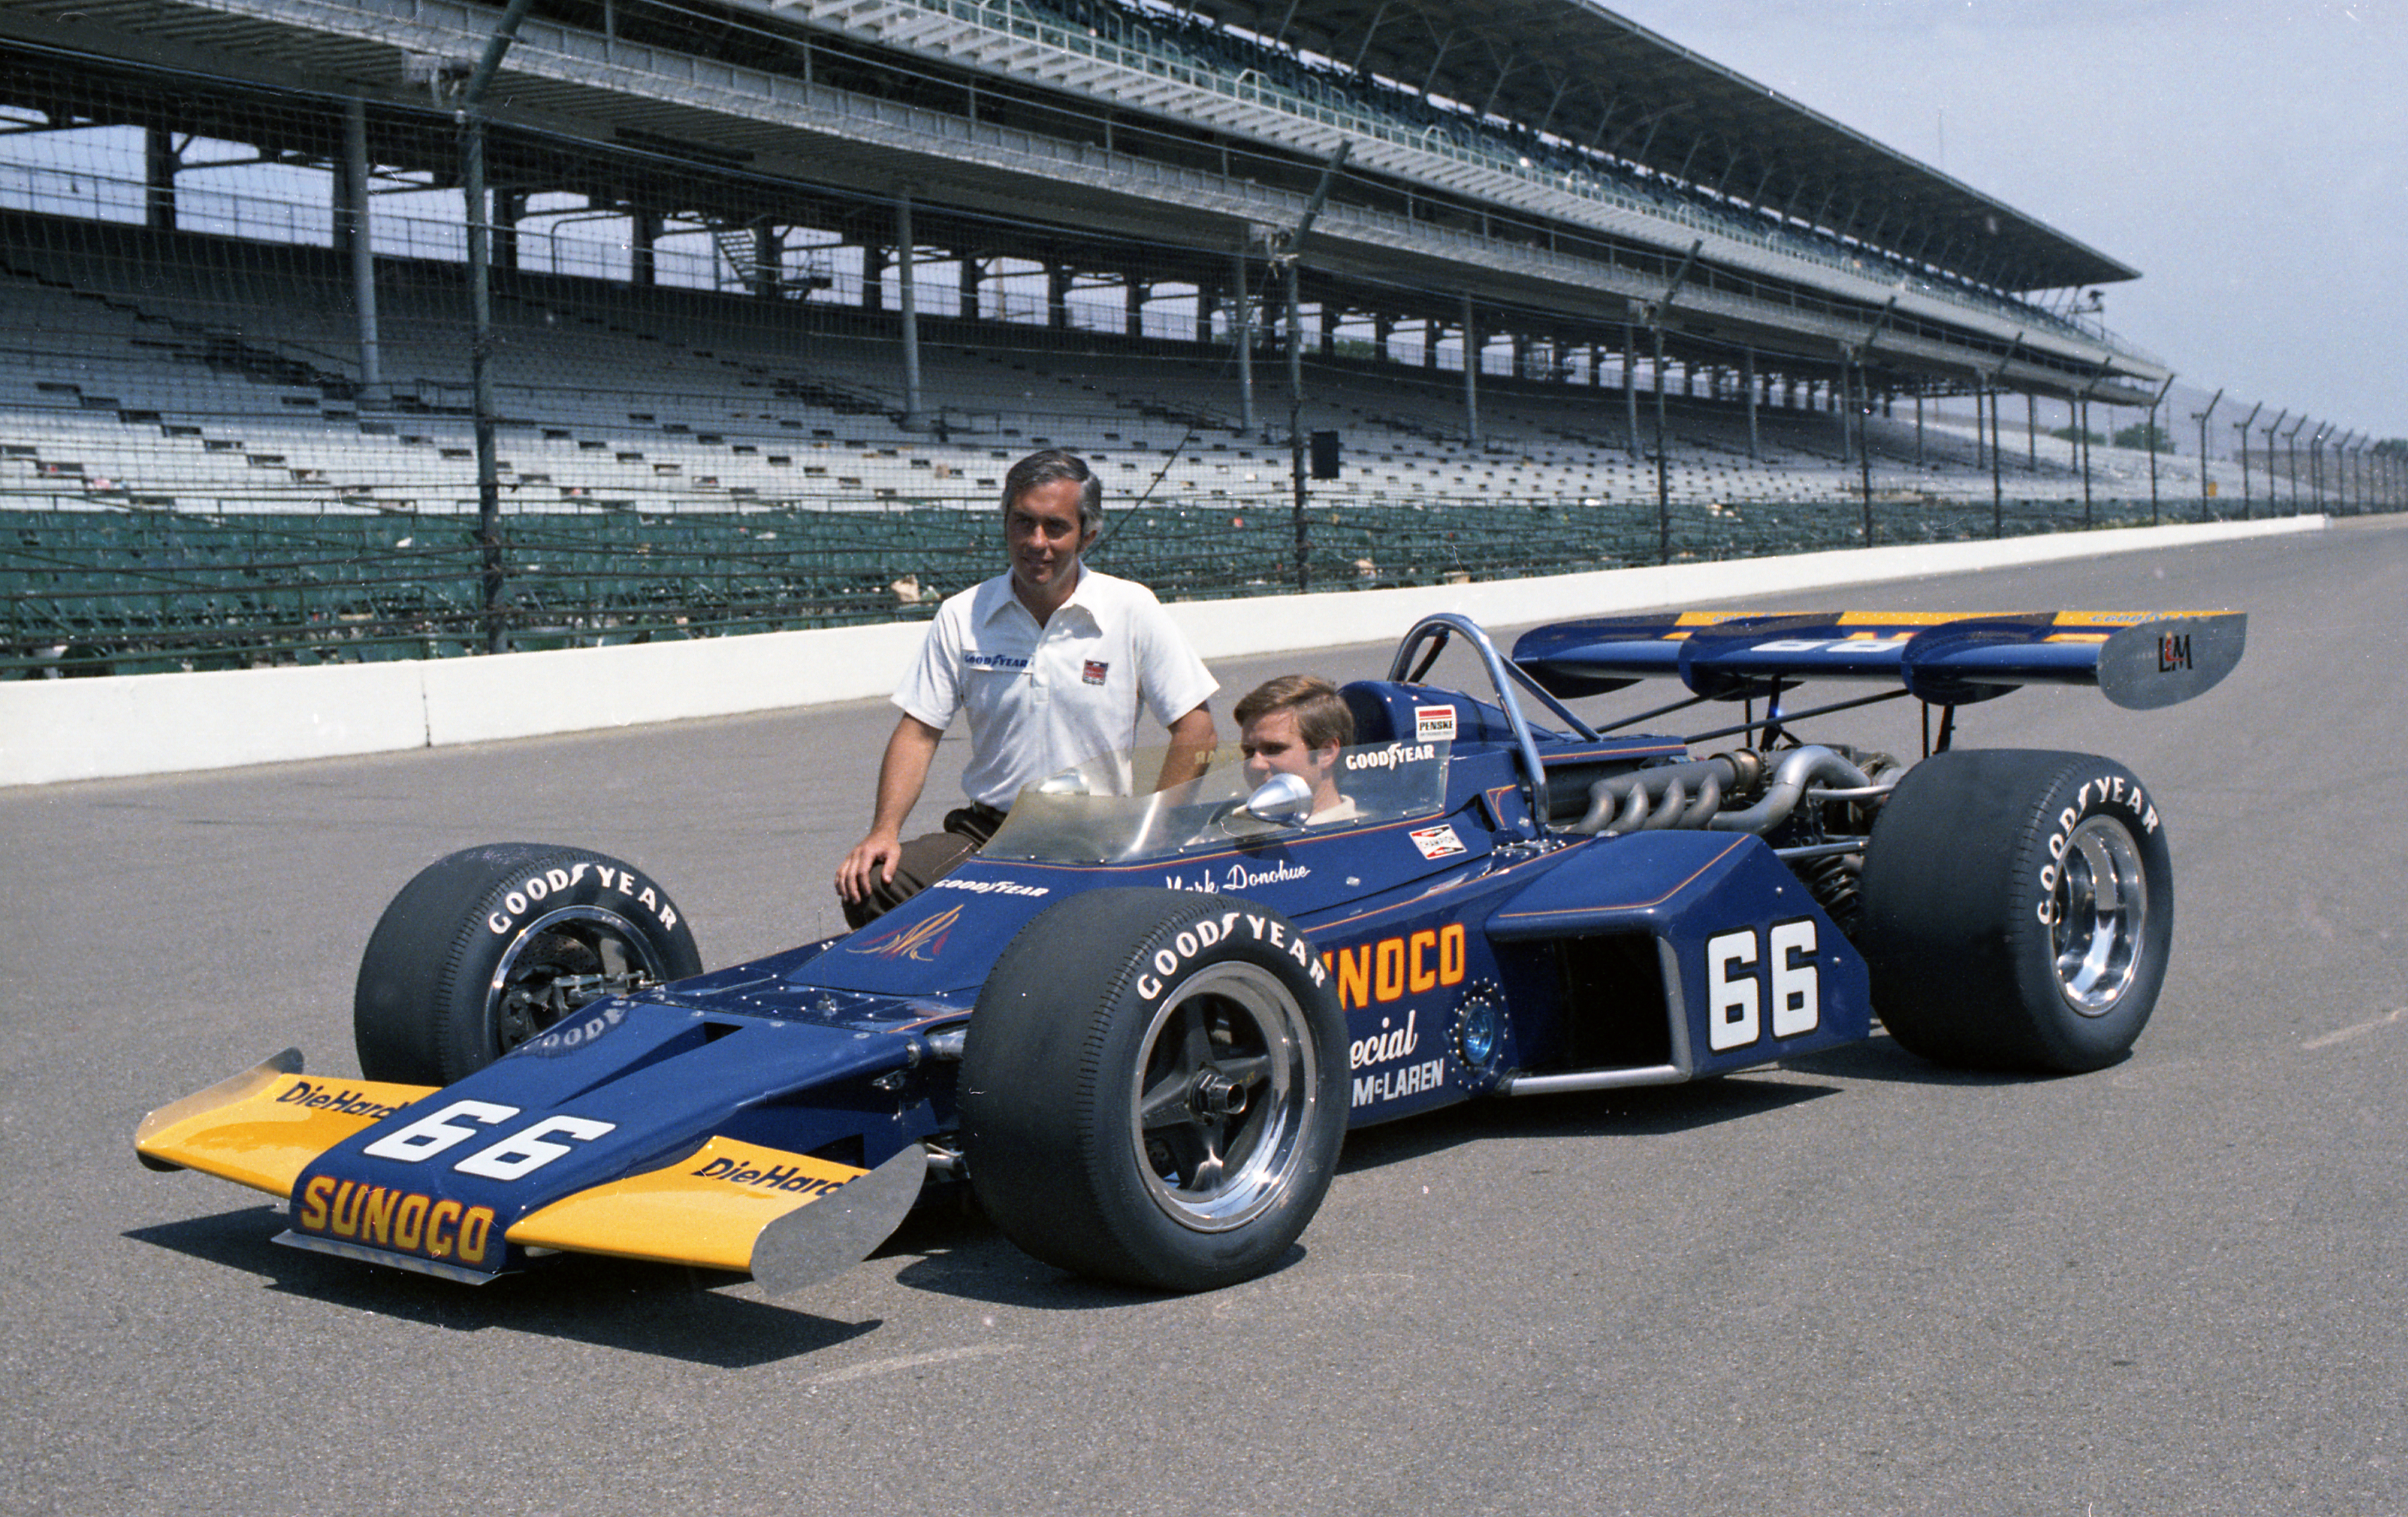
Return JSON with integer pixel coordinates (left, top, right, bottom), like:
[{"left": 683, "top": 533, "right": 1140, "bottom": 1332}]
[
  {"left": 1136, "top": 908, "right": 1326, "bottom": 1002},
  {"left": 1861, "top": 749, "right": 2172, "bottom": 1073},
  {"left": 359, "top": 844, "right": 702, "bottom": 1088},
  {"left": 1105, "top": 899, "right": 1337, "bottom": 1269},
  {"left": 484, "top": 859, "right": 681, "bottom": 938},
  {"left": 2034, "top": 771, "right": 2154, "bottom": 927},
  {"left": 1142, "top": 909, "right": 1239, "bottom": 1001},
  {"left": 958, "top": 887, "right": 1349, "bottom": 1290}
]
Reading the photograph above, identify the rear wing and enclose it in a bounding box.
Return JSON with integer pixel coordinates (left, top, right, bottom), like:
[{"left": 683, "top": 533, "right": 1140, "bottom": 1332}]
[{"left": 1512, "top": 610, "right": 2246, "bottom": 709}]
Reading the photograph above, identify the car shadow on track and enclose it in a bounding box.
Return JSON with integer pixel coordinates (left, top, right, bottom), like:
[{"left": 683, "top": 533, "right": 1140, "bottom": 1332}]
[
  {"left": 123, "top": 1206, "right": 881, "bottom": 1367},
  {"left": 1334, "top": 1071, "right": 1837, "bottom": 1175},
  {"left": 882, "top": 1035, "right": 2036, "bottom": 1308},
  {"left": 1779, "top": 1029, "right": 2053, "bottom": 1086},
  {"left": 874, "top": 1189, "right": 1281, "bottom": 1311},
  {"left": 1331, "top": 1031, "right": 2032, "bottom": 1173},
  {"left": 874, "top": 1079, "right": 1866, "bottom": 1310}
]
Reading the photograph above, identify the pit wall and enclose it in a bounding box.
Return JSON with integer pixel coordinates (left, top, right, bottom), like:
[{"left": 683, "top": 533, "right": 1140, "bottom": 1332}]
[{"left": 0, "top": 515, "right": 2321, "bottom": 787}]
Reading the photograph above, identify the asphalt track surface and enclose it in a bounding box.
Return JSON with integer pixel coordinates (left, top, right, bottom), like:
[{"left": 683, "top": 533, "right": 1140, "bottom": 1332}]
[{"left": 5, "top": 520, "right": 2402, "bottom": 1517}]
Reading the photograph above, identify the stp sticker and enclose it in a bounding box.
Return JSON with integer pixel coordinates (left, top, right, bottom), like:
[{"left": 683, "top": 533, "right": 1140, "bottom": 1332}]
[
  {"left": 1414, "top": 704, "right": 1457, "bottom": 742},
  {"left": 1409, "top": 823, "right": 1466, "bottom": 859}
]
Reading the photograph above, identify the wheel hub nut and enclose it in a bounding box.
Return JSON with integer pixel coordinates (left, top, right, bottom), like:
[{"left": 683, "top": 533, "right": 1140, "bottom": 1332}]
[{"left": 1192, "top": 1071, "right": 1249, "bottom": 1119}]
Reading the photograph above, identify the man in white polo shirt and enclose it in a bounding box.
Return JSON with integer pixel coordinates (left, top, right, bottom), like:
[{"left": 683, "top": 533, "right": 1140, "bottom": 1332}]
[{"left": 834, "top": 448, "right": 1218, "bottom": 926}]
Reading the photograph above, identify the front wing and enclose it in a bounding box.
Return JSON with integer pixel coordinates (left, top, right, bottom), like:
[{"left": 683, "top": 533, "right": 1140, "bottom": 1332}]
[{"left": 135, "top": 1050, "right": 924, "bottom": 1293}]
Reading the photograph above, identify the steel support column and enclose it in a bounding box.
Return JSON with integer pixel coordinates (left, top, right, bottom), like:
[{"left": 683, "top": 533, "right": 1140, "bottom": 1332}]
[
  {"left": 1744, "top": 348, "right": 1758, "bottom": 461},
  {"left": 2258, "top": 410, "right": 2288, "bottom": 520},
  {"left": 896, "top": 190, "right": 922, "bottom": 429},
  {"left": 2146, "top": 374, "right": 2177, "bottom": 522},
  {"left": 1623, "top": 324, "right": 1639, "bottom": 457},
  {"left": 1233, "top": 242, "right": 1255, "bottom": 434},
  {"left": 341, "top": 98, "right": 383, "bottom": 402},
  {"left": 2232, "top": 401, "right": 2263, "bottom": 510},
  {"left": 463, "top": 0, "right": 539, "bottom": 656},
  {"left": 1463, "top": 295, "right": 1481, "bottom": 448}
]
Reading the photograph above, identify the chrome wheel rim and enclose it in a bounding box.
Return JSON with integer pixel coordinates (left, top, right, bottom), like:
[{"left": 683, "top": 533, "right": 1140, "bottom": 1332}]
[
  {"left": 2050, "top": 816, "right": 2148, "bottom": 1016},
  {"left": 1130, "top": 961, "right": 1314, "bottom": 1232},
  {"left": 486, "top": 904, "right": 666, "bottom": 1053}
]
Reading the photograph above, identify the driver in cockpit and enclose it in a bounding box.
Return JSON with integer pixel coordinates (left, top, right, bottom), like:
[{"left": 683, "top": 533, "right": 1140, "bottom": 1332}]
[{"left": 1233, "top": 675, "right": 1359, "bottom": 825}]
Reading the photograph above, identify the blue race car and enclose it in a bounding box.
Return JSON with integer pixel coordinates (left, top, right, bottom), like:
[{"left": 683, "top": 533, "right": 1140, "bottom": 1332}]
[{"left": 137, "top": 606, "right": 2245, "bottom": 1294}]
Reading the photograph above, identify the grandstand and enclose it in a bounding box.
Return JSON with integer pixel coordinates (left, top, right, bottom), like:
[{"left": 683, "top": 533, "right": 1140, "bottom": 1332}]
[
  {"left": 1, "top": 223, "right": 2182, "bottom": 516},
  {"left": 0, "top": 0, "right": 2386, "bottom": 672}
]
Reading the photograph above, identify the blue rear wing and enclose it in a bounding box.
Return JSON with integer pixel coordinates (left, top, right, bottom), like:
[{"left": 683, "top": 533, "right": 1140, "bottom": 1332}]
[{"left": 1512, "top": 610, "right": 2247, "bottom": 710}]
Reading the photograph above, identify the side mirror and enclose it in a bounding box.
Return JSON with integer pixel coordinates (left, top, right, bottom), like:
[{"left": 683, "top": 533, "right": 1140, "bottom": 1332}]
[{"left": 1242, "top": 771, "right": 1314, "bottom": 826}]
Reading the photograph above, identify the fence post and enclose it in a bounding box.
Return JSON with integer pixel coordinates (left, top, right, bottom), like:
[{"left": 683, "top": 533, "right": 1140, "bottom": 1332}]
[{"left": 460, "top": 0, "right": 537, "bottom": 656}]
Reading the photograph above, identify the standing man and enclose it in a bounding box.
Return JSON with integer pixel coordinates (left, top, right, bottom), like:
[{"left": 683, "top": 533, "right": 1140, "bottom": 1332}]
[{"left": 835, "top": 448, "right": 1218, "bottom": 926}]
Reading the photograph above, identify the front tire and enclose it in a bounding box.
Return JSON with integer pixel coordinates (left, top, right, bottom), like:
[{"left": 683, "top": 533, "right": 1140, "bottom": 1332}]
[
  {"left": 1858, "top": 750, "right": 2172, "bottom": 1072},
  {"left": 958, "top": 890, "right": 1347, "bottom": 1291},
  {"left": 353, "top": 843, "right": 702, "bottom": 1085}
]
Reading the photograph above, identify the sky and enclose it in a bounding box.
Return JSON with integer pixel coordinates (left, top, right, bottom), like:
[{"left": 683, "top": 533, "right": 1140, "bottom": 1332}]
[{"left": 1606, "top": 0, "right": 2408, "bottom": 448}]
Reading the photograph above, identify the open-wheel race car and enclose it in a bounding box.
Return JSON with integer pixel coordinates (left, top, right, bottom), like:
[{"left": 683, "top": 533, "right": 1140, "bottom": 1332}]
[{"left": 137, "top": 605, "right": 2245, "bottom": 1295}]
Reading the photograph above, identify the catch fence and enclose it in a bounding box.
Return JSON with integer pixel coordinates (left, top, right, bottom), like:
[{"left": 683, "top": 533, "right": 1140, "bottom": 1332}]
[{"left": 1, "top": 490, "right": 2336, "bottom": 678}]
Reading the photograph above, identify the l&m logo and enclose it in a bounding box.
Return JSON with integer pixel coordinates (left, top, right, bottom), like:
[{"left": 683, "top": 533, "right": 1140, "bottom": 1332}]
[{"left": 846, "top": 902, "right": 964, "bottom": 961}]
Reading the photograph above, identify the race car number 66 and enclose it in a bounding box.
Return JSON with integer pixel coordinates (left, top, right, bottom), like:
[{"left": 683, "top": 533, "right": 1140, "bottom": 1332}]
[
  {"left": 362, "top": 1100, "right": 615, "bottom": 1181},
  {"left": 1706, "top": 921, "right": 1819, "bottom": 1052}
]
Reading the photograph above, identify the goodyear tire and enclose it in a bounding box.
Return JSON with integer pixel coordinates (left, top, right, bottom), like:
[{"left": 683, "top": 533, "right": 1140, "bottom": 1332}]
[
  {"left": 959, "top": 889, "right": 1347, "bottom": 1291},
  {"left": 353, "top": 843, "right": 702, "bottom": 1086},
  {"left": 1858, "top": 750, "right": 2172, "bottom": 1072}
]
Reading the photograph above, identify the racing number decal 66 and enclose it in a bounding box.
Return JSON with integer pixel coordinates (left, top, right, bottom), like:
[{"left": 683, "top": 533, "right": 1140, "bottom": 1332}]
[
  {"left": 362, "top": 1100, "right": 615, "bottom": 1180},
  {"left": 1705, "top": 921, "right": 1818, "bottom": 1052}
]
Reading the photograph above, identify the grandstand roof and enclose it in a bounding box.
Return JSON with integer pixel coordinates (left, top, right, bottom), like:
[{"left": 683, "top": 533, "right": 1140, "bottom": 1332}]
[
  {"left": 4, "top": 0, "right": 2139, "bottom": 296},
  {"left": 0, "top": 0, "right": 2162, "bottom": 398},
  {"left": 1182, "top": 0, "right": 2141, "bottom": 293}
]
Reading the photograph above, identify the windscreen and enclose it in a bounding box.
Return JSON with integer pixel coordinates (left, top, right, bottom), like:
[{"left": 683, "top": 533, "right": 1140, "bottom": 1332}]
[{"left": 981, "top": 739, "right": 1451, "bottom": 864}]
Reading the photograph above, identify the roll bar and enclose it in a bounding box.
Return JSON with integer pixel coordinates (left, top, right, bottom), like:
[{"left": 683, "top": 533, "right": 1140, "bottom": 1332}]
[{"left": 1384, "top": 613, "right": 1554, "bottom": 838}]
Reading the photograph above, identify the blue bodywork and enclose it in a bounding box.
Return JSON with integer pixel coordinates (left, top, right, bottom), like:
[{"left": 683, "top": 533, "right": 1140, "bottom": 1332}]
[{"left": 268, "top": 606, "right": 2243, "bottom": 1281}]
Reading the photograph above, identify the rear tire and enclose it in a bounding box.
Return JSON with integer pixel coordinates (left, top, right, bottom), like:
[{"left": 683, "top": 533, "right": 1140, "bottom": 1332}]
[
  {"left": 958, "top": 889, "right": 1347, "bottom": 1291},
  {"left": 353, "top": 843, "right": 701, "bottom": 1085},
  {"left": 1858, "top": 750, "right": 2172, "bottom": 1072}
]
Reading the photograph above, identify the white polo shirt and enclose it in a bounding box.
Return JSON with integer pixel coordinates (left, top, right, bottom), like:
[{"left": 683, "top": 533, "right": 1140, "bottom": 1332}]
[{"left": 895, "top": 568, "right": 1219, "bottom": 809}]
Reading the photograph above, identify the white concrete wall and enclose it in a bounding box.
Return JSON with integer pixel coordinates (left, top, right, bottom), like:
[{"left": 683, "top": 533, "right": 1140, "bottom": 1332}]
[{"left": 0, "top": 515, "right": 2320, "bottom": 787}]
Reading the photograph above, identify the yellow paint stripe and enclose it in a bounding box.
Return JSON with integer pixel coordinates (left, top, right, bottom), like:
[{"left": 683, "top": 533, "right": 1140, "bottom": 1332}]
[
  {"left": 1648, "top": 609, "right": 2237, "bottom": 636},
  {"left": 508, "top": 1136, "right": 867, "bottom": 1273},
  {"left": 1830, "top": 611, "right": 1974, "bottom": 627},
  {"left": 2050, "top": 609, "right": 2235, "bottom": 627},
  {"left": 135, "top": 1071, "right": 436, "bottom": 1198}
]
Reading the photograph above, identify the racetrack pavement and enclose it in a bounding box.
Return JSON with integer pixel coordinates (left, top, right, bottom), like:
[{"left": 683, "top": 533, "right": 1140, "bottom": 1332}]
[{"left": 4, "top": 518, "right": 2402, "bottom": 1516}]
